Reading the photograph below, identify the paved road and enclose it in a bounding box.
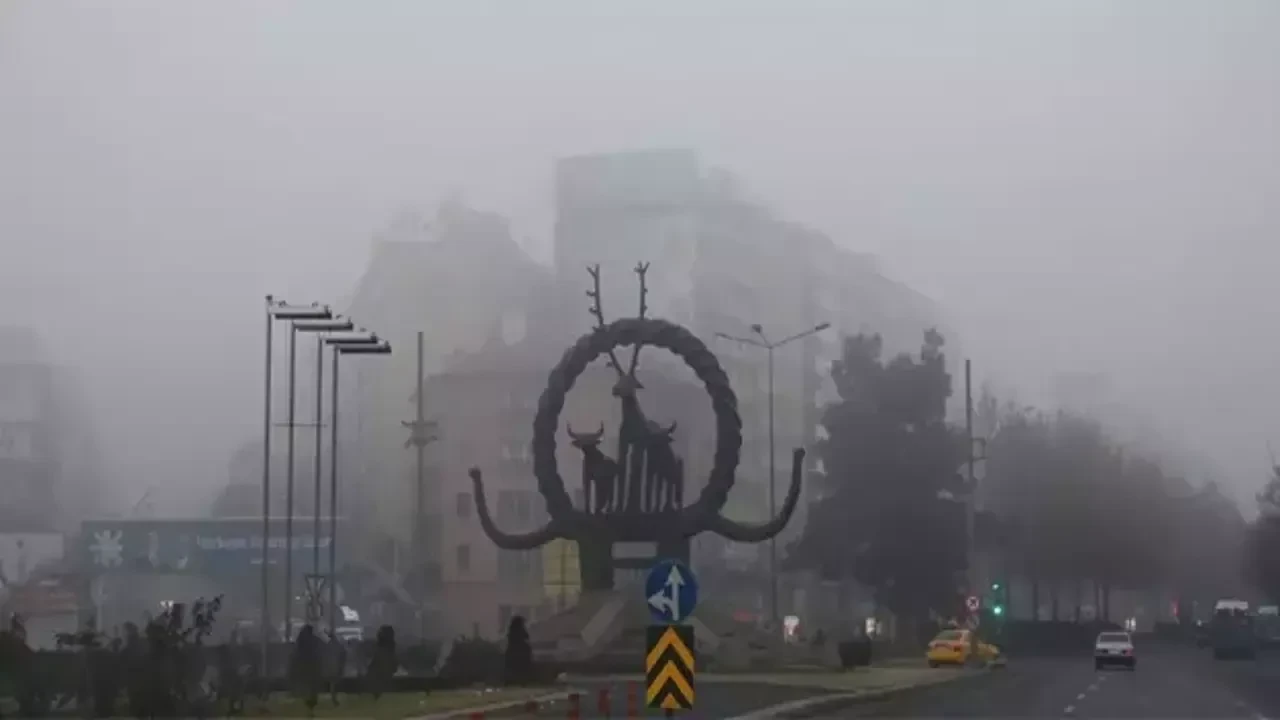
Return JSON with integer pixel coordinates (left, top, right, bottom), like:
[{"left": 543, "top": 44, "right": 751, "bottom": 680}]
[{"left": 793, "top": 645, "right": 1280, "bottom": 718}]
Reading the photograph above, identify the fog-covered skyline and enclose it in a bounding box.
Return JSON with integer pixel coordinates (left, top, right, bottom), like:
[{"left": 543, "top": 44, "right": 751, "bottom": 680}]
[{"left": 2, "top": 0, "right": 1278, "bottom": 512}]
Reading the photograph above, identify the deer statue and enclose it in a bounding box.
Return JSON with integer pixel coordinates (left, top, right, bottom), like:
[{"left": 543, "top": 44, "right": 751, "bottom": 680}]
[
  {"left": 567, "top": 422, "right": 618, "bottom": 514},
  {"left": 583, "top": 263, "right": 685, "bottom": 517}
]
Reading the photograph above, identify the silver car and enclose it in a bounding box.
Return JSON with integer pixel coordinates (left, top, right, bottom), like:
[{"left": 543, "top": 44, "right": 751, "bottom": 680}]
[{"left": 1094, "top": 631, "right": 1136, "bottom": 670}]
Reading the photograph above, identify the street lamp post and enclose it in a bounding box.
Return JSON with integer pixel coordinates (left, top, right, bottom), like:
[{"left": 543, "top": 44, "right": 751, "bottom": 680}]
[
  {"left": 715, "top": 321, "right": 831, "bottom": 628},
  {"left": 324, "top": 336, "right": 392, "bottom": 638},
  {"left": 262, "top": 297, "right": 333, "bottom": 673},
  {"left": 283, "top": 317, "right": 353, "bottom": 640}
]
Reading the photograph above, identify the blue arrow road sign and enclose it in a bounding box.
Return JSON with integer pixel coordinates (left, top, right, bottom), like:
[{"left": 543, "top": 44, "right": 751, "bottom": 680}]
[{"left": 646, "top": 559, "right": 698, "bottom": 623}]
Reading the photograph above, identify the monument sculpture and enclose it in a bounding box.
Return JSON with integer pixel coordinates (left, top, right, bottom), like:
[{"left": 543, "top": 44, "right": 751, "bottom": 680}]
[{"left": 470, "top": 263, "right": 805, "bottom": 591}]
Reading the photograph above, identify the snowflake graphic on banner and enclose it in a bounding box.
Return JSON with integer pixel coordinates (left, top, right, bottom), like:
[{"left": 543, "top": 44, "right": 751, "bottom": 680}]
[{"left": 90, "top": 530, "right": 124, "bottom": 567}]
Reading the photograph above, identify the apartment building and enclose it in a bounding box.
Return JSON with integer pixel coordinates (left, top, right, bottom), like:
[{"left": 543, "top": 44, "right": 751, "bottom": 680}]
[{"left": 0, "top": 326, "right": 100, "bottom": 533}]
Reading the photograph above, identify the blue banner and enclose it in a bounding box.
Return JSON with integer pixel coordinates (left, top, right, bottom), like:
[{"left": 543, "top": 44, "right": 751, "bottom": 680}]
[{"left": 81, "top": 518, "right": 342, "bottom": 579}]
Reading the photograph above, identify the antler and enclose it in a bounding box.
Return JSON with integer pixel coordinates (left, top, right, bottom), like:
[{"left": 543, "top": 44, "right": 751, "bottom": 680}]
[
  {"left": 586, "top": 265, "right": 625, "bottom": 376},
  {"left": 707, "top": 448, "right": 805, "bottom": 542},
  {"left": 628, "top": 262, "right": 650, "bottom": 376},
  {"left": 469, "top": 468, "right": 561, "bottom": 550}
]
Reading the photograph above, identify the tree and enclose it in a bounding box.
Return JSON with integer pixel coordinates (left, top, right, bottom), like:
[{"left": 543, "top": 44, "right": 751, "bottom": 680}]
[
  {"left": 787, "top": 330, "right": 967, "bottom": 631},
  {"left": 1247, "top": 466, "right": 1280, "bottom": 603},
  {"left": 981, "top": 399, "right": 1233, "bottom": 622}
]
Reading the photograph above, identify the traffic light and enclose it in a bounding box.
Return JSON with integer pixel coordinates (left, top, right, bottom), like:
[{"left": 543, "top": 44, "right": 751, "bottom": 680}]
[{"left": 990, "top": 581, "right": 1006, "bottom": 618}]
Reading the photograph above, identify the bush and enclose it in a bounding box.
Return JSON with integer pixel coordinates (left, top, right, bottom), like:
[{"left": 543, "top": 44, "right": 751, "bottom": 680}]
[
  {"left": 438, "top": 636, "right": 503, "bottom": 685},
  {"left": 364, "top": 625, "right": 398, "bottom": 699},
  {"left": 837, "top": 638, "right": 873, "bottom": 669},
  {"left": 398, "top": 641, "right": 444, "bottom": 674}
]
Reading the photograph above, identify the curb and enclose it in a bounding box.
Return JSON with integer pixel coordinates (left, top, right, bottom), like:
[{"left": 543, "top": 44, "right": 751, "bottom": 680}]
[
  {"left": 409, "top": 687, "right": 586, "bottom": 720},
  {"left": 723, "top": 668, "right": 991, "bottom": 720}
]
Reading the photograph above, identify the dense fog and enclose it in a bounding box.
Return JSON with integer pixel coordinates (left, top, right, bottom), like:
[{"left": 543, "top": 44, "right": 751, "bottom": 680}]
[{"left": 2, "top": 0, "right": 1279, "bottom": 514}]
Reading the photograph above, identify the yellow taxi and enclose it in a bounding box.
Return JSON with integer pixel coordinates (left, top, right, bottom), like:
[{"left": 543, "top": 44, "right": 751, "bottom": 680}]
[{"left": 925, "top": 628, "right": 1002, "bottom": 667}]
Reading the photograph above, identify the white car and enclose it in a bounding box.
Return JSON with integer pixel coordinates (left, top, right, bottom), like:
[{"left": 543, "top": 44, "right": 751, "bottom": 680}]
[{"left": 1095, "top": 631, "right": 1136, "bottom": 670}]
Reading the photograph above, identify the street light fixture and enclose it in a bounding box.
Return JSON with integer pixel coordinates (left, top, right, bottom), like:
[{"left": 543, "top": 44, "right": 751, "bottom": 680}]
[
  {"left": 323, "top": 336, "right": 392, "bottom": 638},
  {"left": 714, "top": 321, "right": 831, "bottom": 628},
  {"left": 261, "top": 297, "right": 332, "bottom": 672},
  {"left": 281, "top": 316, "right": 354, "bottom": 639}
]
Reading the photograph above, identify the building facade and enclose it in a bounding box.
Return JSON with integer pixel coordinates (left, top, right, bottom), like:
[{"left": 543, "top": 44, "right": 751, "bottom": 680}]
[
  {"left": 0, "top": 326, "right": 100, "bottom": 534},
  {"left": 245, "top": 151, "right": 957, "bottom": 637},
  {"left": 550, "top": 150, "right": 957, "bottom": 621},
  {"left": 336, "top": 201, "right": 554, "bottom": 560}
]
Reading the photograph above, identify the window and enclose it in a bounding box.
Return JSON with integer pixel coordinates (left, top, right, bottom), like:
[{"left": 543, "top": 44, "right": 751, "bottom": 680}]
[
  {"left": 501, "top": 440, "right": 532, "bottom": 463},
  {"left": 0, "top": 424, "right": 32, "bottom": 461},
  {"left": 498, "top": 550, "right": 541, "bottom": 585},
  {"left": 497, "top": 490, "right": 535, "bottom": 526},
  {"left": 455, "top": 544, "right": 471, "bottom": 574},
  {"left": 456, "top": 492, "right": 472, "bottom": 519}
]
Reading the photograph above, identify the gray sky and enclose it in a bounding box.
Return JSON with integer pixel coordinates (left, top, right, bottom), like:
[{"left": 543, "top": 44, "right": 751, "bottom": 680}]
[{"left": 2, "top": 0, "right": 1278, "bottom": 511}]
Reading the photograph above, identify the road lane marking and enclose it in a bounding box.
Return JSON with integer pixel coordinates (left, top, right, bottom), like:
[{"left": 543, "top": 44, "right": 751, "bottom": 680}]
[
  {"left": 1088, "top": 683, "right": 1099, "bottom": 691},
  {"left": 1063, "top": 704, "right": 1075, "bottom": 715},
  {"left": 1077, "top": 693, "right": 1086, "bottom": 700}
]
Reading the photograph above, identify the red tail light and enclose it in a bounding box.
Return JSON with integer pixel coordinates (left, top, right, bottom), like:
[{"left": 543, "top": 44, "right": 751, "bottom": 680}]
[{"left": 1122, "top": 648, "right": 1132, "bottom": 655}]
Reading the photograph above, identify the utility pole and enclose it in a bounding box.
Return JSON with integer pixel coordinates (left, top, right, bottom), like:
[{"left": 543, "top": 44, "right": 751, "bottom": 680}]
[
  {"left": 964, "top": 359, "right": 978, "bottom": 600},
  {"left": 715, "top": 322, "right": 831, "bottom": 629},
  {"left": 402, "top": 331, "right": 438, "bottom": 643}
]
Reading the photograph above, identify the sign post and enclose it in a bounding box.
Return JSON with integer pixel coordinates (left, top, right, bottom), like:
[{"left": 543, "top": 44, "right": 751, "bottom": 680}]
[{"left": 644, "top": 559, "right": 697, "bottom": 712}]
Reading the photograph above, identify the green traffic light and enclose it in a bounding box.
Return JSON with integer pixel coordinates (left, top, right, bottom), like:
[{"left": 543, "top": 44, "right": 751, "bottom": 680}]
[
  {"left": 993, "top": 605, "right": 1004, "bottom": 616},
  {"left": 991, "top": 582, "right": 1001, "bottom": 591}
]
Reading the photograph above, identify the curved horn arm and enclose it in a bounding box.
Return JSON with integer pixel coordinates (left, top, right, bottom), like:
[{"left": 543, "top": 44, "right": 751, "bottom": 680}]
[
  {"left": 468, "top": 468, "right": 560, "bottom": 550},
  {"left": 707, "top": 448, "right": 806, "bottom": 543}
]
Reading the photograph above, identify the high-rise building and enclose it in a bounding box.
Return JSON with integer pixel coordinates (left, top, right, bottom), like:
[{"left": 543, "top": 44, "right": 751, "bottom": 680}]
[
  {"left": 0, "top": 326, "right": 101, "bottom": 532},
  {"left": 550, "top": 150, "right": 957, "bottom": 621}
]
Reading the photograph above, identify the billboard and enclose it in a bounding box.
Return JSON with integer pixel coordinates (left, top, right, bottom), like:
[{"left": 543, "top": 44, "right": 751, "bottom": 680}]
[{"left": 80, "top": 518, "right": 341, "bottom": 579}]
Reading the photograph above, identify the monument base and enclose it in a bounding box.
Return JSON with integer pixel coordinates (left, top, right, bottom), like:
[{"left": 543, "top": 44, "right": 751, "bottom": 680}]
[{"left": 527, "top": 588, "right": 785, "bottom": 672}]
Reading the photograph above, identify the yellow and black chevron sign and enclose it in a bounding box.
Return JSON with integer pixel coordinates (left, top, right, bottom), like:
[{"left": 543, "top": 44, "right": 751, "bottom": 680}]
[{"left": 646, "top": 624, "right": 695, "bottom": 711}]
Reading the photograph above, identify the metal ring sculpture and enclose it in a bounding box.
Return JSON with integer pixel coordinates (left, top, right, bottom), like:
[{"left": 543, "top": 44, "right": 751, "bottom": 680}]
[{"left": 470, "top": 315, "right": 807, "bottom": 549}]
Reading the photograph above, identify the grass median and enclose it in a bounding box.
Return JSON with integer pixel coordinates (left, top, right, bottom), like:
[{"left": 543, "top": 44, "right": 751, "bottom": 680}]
[
  {"left": 694, "top": 666, "right": 982, "bottom": 692},
  {"left": 242, "top": 686, "right": 559, "bottom": 719}
]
